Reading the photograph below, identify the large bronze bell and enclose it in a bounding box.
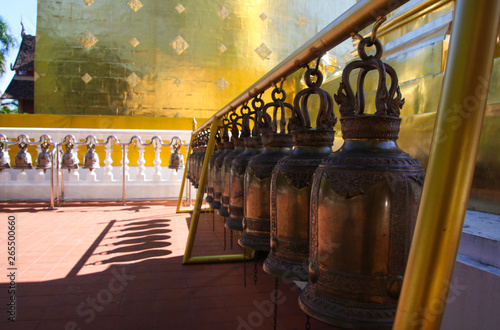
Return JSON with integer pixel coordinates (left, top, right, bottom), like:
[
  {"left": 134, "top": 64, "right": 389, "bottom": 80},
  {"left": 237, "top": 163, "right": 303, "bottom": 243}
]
[
  {"left": 36, "top": 142, "right": 52, "bottom": 172},
  {"left": 61, "top": 142, "right": 79, "bottom": 171},
  {"left": 205, "top": 133, "right": 222, "bottom": 206},
  {"left": 238, "top": 92, "right": 293, "bottom": 251},
  {"left": 263, "top": 74, "right": 335, "bottom": 281},
  {"left": 219, "top": 111, "right": 245, "bottom": 218},
  {"left": 212, "top": 117, "right": 233, "bottom": 210},
  {"left": 14, "top": 142, "right": 33, "bottom": 169},
  {"left": 299, "top": 37, "right": 425, "bottom": 329},
  {"left": 193, "top": 130, "right": 209, "bottom": 189},
  {"left": 0, "top": 141, "right": 11, "bottom": 170},
  {"left": 83, "top": 142, "right": 100, "bottom": 170},
  {"left": 168, "top": 136, "right": 184, "bottom": 171},
  {"left": 226, "top": 103, "right": 263, "bottom": 231}
]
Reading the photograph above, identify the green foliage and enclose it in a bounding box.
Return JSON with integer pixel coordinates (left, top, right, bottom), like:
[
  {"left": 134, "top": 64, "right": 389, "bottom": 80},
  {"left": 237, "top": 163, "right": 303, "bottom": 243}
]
[
  {"left": 0, "top": 16, "right": 16, "bottom": 76},
  {"left": 0, "top": 99, "right": 18, "bottom": 114}
]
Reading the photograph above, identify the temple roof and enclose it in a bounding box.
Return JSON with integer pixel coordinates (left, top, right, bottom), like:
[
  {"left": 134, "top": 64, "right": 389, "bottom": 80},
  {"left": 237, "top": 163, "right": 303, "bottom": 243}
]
[
  {"left": 1, "top": 75, "right": 34, "bottom": 100},
  {"left": 11, "top": 33, "right": 35, "bottom": 72}
]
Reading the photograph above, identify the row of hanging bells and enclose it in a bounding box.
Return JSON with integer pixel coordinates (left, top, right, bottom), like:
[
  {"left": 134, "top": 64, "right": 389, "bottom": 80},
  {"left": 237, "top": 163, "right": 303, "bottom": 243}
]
[{"left": 185, "top": 34, "right": 424, "bottom": 329}]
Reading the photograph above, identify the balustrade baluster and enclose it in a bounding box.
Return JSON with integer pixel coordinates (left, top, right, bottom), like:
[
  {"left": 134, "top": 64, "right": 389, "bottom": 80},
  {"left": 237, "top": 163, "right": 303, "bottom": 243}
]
[
  {"left": 136, "top": 142, "right": 146, "bottom": 181},
  {"left": 103, "top": 140, "right": 114, "bottom": 181},
  {"left": 153, "top": 137, "right": 162, "bottom": 182}
]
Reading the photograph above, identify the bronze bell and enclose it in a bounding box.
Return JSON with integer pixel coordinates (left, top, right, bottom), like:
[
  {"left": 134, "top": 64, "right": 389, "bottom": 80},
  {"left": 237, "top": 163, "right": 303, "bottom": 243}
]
[
  {"left": 226, "top": 103, "right": 263, "bottom": 231},
  {"left": 36, "top": 142, "right": 52, "bottom": 172},
  {"left": 0, "top": 141, "right": 11, "bottom": 170},
  {"left": 14, "top": 142, "right": 33, "bottom": 169},
  {"left": 263, "top": 76, "right": 335, "bottom": 281},
  {"left": 238, "top": 93, "right": 293, "bottom": 251},
  {"left": 83, "top": 142, "right": 100, "bottom": 170},
  {"left": 61, "top": 142, "right": 79, "bottom": 171},
  {"left": 299, "top": 37, "right": 425, "bottom": 329},
  {"left": 219, "top": 111, "right": 244, "bottom": 218},
  {"left": 205, "top": 133, "right": 222, "bottom": 205},
  {"left": 212, "top": 117, "right": 234, "bottom": 210},
  {"left": 168, "top": 136, "right": 184, "bottom": 171}
]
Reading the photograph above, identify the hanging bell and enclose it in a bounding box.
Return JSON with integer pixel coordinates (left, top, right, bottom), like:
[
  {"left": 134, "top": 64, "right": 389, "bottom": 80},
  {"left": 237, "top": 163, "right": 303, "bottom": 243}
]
[
  {"left": 36, "top": 142, "right": 52, "bottom": 172},
  {"left": 61, "top": 142, "right": 79, "bottom": 171},
  {"left": 263, "top": 75, "right": 335, "bottom": 281},
  {"left": 219, "top": 111, "right": 245, "bottom": 218},
  {"left": 0, "top": 142, "right": 11, "bottom": 170},
  {"left": 226, "top": 103, "right": 263, "bottom": 231},
  {"left": 168, "top": 137, "right": 184, "bottom": 171},
  {"left": 205, "top": 133, "right": 222, "bottom": 205},
  {"left": 14, "top": 142, "right": 33, "bottom": 169},
  {"left": 83, "top": 142, "right": 100, "bottom": 170},
  {"left": 299, "top": 37, "right": 425, "bottom": 329},
  {"left": 212, "top": 117, "right": 233, "bottom": 210},
  {"left": 238, "top": 93, "right": 293, "bottom": 251}
]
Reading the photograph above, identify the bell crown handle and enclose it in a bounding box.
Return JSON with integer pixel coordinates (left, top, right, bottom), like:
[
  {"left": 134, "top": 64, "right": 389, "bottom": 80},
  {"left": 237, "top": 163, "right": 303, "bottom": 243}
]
[
  {"left": 260, "top": 85, "right": 293, "bottom": 135},
  {"left": 291, "top": 66, "right": 336, "bottom": 131},
  {"left": 335, "top": 37, "right": 404, "bottom": 118}
]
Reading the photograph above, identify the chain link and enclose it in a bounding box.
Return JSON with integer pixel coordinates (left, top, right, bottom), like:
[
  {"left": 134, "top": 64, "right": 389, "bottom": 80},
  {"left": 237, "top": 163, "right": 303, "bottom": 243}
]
[
  {"left": 243, "top": 248, "right": 247, "bottom": 288},
  {"left": 230, "top": 229, "right": 233, "bottom": 249},
  {"left": 306, "top": 315, "right": 311, "bottom": 330},
  {"left": 223, "top": 217, "right": 227, "bottom": 251},
  {"left": 212, "top": 210, "right": 215, "bottom": 231},
  {"left": 273, "top": 277, "right": 278, "bottom": 330},
  {"left": 254, "top": 259, "right": 258, "bottom": 285}
]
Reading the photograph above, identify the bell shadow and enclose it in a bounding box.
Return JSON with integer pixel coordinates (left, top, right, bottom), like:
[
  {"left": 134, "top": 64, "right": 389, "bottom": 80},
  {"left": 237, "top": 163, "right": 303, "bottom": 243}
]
[
  {"left": 121, "top": 219, "right": 171, "bottom": 227},
  {"left": 88, "top": 249, "right": 172, "bottom": 265},
  {"left": 108, "top": 228, "right": 172, "bottom": 239},
  {"left": 95, "top": 241, "right": 172, "bottom": 255},
  {"left": 104, "top": 235, "right": 171, "bottom": 246},
  {"left": 117, "top": 223, "right": 170, "bottom": 232}
]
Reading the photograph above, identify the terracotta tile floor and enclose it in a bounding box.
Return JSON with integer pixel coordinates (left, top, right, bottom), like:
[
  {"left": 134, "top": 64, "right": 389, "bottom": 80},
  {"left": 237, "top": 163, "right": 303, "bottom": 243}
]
[{"left": 0, "top": 201, "right": 336, "bottom": 329}]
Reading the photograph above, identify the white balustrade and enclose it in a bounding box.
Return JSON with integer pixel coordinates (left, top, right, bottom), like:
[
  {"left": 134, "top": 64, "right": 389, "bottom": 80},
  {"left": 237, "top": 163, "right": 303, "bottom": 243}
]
[{"left": 0, "top": 127, "right": 194, "bottom": 204}]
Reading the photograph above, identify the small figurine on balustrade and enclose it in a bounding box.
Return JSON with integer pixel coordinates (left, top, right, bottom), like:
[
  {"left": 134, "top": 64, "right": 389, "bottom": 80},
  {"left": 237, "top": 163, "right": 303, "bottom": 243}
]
[
  {"left": 168, "top": 137, "right": 184, "bottom": 171},
  {"left": 0, "top": 141, "right": 11, "bottom": 170},
  {"left": 36, "top": 142, "right": 52, "bottom": 172},
  {"left": 14, "top": 142, "right": 33, "bottom": 170},
  {"left": 61, "top": 142, "right": 79, "bottom": 171},
  {"left": 83, "top": 142, "right": 100, "bottom": 171}
]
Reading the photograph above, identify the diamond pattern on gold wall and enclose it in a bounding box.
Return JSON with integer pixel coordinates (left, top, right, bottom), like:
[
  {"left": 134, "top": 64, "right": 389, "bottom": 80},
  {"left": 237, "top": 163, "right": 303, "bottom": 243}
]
[
  {"left": 77, "top": 30, "right": 98, "bottom": 50},
  {"left": 255, "top": 43, "right": 272, "bottom": 60},
  {"left": 216, "top": 6, "right": 230, "bottom": 20},
  {"left": 170, "top": 35, "right": 189, "bottom": 55},
  {"left": 215, "top": 77, "right": 229, "bottom": 91},
  {"left": 129, "top": 37, "right": 140, "bottom": 48},
  {"left": 175, "top": 3, "right": 185, "bottom": 14},
  {"left": 127, "top": 0, "right": 143, "bottom": 12},
  {"left": 297, "top": 15, "right": 309, "bottom": 27},
  {"left": 81, "top": 73, "right": 92, "bottom": 84},
  {"left": 126, "top": 72, "right": 141, "bottom": 88},
  {"left": 218, "top": 44, "right": 227, "bottom": 53},
  {"left": 84, "top": 0, "right": 94, "bottom": 6}
]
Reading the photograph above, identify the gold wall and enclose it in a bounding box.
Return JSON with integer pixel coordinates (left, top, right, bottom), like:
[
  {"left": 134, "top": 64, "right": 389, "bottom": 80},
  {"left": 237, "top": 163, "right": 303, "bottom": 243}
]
[{"left": 34, "top": 0, "right": 355, "bottom": 118}]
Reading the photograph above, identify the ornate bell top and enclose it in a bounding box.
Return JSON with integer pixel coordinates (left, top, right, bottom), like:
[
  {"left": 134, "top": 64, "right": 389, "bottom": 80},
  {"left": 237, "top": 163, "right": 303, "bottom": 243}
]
[
  {"left": 258, "top": 86, "right": 294, "bottom": 148},
  {"left": 335, "top": 37, "right": 404, "bottom": 141},
  {"left": 289, "top": 65, "right": 336, "bottom": 148}
]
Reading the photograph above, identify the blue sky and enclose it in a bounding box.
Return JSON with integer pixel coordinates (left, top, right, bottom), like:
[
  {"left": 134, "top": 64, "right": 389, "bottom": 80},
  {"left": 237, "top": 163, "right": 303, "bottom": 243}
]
[{"left": 0, "top": 0, "right": 37, "bottom": 94}]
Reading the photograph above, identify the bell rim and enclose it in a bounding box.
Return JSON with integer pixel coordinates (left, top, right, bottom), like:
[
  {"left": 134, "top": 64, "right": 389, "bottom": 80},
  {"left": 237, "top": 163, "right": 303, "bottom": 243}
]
[{"left": 263, "top": 252, "right": 308, "bottom": 281}]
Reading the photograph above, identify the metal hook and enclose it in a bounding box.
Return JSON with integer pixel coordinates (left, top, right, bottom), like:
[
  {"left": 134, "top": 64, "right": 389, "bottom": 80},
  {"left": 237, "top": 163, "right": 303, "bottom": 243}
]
[
  {"left": 370, "top": 16, "right": 386, "bottom": 44},
  {"left": 351, "top": 32, "right": 363, "bottom": 41}
]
